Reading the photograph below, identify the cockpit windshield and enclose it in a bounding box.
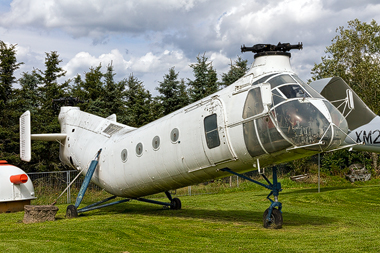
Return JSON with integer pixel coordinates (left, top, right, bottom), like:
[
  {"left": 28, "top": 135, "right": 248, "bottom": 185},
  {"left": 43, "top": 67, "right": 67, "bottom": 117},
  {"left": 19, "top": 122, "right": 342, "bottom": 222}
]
[{"left": 242, "top": 73, "right": 348, "bottom": 157}]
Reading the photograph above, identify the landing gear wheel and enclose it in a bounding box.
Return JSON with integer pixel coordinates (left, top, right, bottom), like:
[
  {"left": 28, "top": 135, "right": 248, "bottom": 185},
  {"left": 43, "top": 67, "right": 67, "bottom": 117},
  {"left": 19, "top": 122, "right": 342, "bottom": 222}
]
[
  {"left": 66, "top": 205, "right": 78, "bottom": 218},
  {"left": 263, "top": 208, "right": 283, "bottom": 229},
  {"left": 170, "top": 198, "right": 181, "bottom": 210}
]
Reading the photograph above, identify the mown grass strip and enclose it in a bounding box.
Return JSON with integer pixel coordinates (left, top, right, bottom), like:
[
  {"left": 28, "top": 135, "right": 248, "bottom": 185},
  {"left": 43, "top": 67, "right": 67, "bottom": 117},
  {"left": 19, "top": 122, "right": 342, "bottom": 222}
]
[{"left": 1, "top": 180, "right": 380, "bottom": 252}]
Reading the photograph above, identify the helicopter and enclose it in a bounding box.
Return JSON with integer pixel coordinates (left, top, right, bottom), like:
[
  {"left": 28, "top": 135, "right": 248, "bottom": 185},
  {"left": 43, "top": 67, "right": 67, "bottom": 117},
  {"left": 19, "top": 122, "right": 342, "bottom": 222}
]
[{"left": 20, "top": 42, "right": 372, "bottom": 228}]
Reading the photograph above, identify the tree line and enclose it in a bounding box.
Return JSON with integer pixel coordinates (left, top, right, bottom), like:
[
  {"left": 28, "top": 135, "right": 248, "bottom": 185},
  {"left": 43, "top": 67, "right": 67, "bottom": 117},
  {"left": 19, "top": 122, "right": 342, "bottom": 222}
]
[
  {"left": 1, "top": 18, "right": 379, "bottom": 176},
  {"left": 0, "top": 44, "right": 248, "bottom": 172}
]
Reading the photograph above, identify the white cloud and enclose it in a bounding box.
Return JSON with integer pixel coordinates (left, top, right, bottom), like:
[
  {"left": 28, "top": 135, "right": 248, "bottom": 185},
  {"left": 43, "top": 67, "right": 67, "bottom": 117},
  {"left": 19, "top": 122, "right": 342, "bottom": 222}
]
[
  {"left": 62, "top": 48, "right": 192, "bottom": 92},
  {"left": 2, "top": 0, "right": 380, "bottom": 93},
  {"left": 1, "top": 0, "right": 208, "bottom": 41}
]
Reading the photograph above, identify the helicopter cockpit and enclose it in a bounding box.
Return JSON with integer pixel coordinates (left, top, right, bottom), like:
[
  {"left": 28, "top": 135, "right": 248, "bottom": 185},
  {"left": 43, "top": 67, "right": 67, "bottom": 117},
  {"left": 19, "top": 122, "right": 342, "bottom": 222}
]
[{"left": 241, "top": 49, "right": 348, "bottom": 158}]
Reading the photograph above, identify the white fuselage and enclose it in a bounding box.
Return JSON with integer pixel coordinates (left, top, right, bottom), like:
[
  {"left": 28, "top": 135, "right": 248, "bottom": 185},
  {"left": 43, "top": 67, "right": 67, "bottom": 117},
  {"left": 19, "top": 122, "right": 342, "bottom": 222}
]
[{"left": 57, "top": 54, "right": 348, "bottom": 198}]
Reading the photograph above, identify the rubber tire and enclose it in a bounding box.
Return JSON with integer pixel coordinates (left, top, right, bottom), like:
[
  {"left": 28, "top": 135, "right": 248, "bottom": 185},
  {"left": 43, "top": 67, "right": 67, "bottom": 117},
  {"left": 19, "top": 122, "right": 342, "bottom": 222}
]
[
  {"left": 66, "top": 205, "right": 78, "bottom": 218},
  {"left": 263, "top": 208, "right": 283, "bottom": 229},
  {"left": 170, "top": 198, "right": 182, "bottom": 210}
]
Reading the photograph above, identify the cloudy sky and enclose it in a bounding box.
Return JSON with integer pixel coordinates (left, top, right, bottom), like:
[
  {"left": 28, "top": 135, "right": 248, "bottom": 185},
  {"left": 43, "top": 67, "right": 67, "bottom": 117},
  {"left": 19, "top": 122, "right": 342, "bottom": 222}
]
[{"left": 1, "top": 0, "right": 379, "bottom": 95}]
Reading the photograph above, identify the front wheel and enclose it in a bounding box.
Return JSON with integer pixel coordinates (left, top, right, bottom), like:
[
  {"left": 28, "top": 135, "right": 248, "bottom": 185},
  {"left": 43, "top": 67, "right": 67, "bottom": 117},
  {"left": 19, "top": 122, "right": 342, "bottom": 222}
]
[{"left": 263, "top": 208, "right": 283, "bottom": 229}]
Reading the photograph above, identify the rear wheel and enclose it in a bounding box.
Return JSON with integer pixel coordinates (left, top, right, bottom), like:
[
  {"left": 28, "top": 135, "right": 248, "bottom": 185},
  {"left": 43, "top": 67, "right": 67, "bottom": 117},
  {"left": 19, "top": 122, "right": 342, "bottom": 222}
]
[
  {"left": 263, "top": 208, "right": 283, "bottom": 229},
  {"left": 66, "top": 205, "right": 78, "bottom": 218},
  {"left": 170, "top": 198, "right": 181, "bottom": 210}
]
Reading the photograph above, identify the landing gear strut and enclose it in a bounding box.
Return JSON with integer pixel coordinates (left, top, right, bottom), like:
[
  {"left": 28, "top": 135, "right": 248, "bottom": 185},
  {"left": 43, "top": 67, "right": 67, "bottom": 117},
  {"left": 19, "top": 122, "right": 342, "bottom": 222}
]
[
  {"left": 165, "top": 191, "right": 182, "bottom": 210},
  {"left": 220, "top": 167, "right": 283, "bottom": 229},
  {"left": 66, "top": 149, "right": 181, "bottom": 217}
]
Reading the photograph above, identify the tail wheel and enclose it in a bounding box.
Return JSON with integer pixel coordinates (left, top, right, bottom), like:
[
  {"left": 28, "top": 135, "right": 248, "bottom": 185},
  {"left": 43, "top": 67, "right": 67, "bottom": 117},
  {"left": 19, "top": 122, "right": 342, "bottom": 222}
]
[
  {"left": 66, "top": 205, "right": 78, "bottom": 218},
  {"left": 170, "top": 198, "right": 181, "bottom": 210},
  {"left": 263, "top": 208, "right": 283, "bottom": 229}
]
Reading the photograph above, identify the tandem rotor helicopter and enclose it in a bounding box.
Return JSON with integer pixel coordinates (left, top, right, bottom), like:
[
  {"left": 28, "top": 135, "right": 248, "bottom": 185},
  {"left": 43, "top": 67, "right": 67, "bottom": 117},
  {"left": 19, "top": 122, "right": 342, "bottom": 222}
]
[{"left": 20, "top": 42, "right": 380, "bottom": 228}]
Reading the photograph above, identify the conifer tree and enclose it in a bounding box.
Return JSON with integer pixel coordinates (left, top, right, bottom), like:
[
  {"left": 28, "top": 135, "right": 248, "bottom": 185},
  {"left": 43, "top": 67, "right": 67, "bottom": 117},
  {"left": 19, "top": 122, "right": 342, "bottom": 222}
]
[
  {"left": 0, "top": 41, "right": 23, "bottom": 165},
  {"left": 220, "top": 56, "right": 248, "bottom": 87},
  {"left": 187, "top": 54, "right": 218, "bottom": 102},
  {"left": 33, "top": 51, "right": 68, "bottom": 171},
  {"left": 80, "top": 64, "right": 104, "bottom": 102},
  {"left": 124, "top": 74, "right": 153, "bottom": 127},
  {"left": 36, "top": 51, "right": 68, "bottom": 110},
  {"left": 0, "top": 41, "right": 23, "bottom": 113},
  {"left": 156, "top": 67, "right": 190, "bottom": 116},
  {"left": 103, "top": 64, "right": 128, "bottom": 123}
]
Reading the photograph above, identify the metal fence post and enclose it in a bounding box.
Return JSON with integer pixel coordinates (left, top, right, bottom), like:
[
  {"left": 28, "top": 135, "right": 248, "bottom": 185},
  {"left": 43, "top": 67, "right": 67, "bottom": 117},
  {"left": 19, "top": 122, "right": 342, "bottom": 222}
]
[{"left": 67, "top": 171, "right": 71, "bottom": 203}]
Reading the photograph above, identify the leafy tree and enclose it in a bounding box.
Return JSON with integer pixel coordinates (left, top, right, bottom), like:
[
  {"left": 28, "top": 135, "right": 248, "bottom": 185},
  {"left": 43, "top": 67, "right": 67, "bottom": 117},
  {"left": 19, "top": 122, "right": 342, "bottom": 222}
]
[
  {"left": 320, "top": 150, "right": 372, "bottom": 176},
  {"left": 311, "top": 19, "right": 380, "bottom": 114},
  {"left": 187, "top": 54, "right": 218, "bottom": 102},
  {"left": 220, "top": 56, "right": 248, "bottom": 87},
  {"left": 156, "top": 67, "right": 190, "bottom": 116},
  {"left": 311, "top": 19, "right": 380, "bottom": 176},
  {"left": 124, "top": 74, "right": 153, "bottom": 127}
]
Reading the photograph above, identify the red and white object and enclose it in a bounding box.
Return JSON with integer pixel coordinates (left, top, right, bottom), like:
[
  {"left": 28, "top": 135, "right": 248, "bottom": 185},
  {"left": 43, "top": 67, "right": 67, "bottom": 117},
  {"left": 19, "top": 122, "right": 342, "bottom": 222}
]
[{"left": 0, "top": 160, "right": 36, "bottom": 213}]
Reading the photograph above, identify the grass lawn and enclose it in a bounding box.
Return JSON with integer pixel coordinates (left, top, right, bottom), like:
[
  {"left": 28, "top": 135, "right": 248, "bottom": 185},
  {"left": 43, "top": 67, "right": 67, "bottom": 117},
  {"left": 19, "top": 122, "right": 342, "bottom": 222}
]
[{"left": 1, "top": 178, "right": 380, "bottom": 252}]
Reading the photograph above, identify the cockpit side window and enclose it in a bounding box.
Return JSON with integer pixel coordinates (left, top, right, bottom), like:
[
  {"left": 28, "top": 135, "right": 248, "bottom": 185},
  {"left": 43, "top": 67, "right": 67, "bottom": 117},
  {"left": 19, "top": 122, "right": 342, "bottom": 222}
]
[
  {"left": 252, "top": 73, "right": 277, "bottom": 86},
  {"left": 278, "top": 84, "right": 310, "bottom": 99},
  {"left": 292, "top": 74, "right": 323, "bottom": 98},
  {"left": 242, "top": 87, "right": 264, "bottom": 119},
  {"left": 267, "top": 74, "right": 295, "bottom": 88},
  {"left": 272, "top": 89, "right": 286, "bottom": 105}
]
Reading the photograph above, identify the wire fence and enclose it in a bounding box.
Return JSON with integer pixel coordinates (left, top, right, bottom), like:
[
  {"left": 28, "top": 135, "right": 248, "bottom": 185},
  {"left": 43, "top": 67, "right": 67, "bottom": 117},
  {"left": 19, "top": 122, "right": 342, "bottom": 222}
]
[
  {"left": 27, "top": 170, "right": 102, "bottom": 204},
  {"left": 27, "top": 170, "right": 242, "bottom": 204}
]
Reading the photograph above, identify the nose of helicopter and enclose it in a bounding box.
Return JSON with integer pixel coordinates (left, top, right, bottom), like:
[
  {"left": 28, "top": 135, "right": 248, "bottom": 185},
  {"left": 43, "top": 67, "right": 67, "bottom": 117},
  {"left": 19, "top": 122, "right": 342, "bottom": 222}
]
[{"left": 274, "top": 99, "right": 348, "bottom": 151}]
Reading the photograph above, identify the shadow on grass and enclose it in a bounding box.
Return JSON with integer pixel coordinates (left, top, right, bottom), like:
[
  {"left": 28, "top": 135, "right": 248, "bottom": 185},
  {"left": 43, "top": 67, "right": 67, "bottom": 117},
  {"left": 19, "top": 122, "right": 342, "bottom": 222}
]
[
  {"left": 282, "top": 183, "right": 380, "bottom": 195},
  {"left": 73, "top": 201, "right": 336, "bottom": 227},
  {"left": 281, "top": 186, "right": 351, "bottom": 195}
]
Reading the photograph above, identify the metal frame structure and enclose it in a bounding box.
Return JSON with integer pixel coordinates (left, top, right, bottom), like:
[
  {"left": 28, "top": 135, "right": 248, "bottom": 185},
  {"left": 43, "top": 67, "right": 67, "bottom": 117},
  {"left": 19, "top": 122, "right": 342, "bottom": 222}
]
[{"left": 220, "top": 167, "right": 282, "bottom": 228}]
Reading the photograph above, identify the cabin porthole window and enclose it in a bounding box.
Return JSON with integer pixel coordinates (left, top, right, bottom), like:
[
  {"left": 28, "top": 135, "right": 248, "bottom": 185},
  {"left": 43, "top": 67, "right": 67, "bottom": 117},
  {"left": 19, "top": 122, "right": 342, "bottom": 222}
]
[
  {"left": 170, "top": 128, "right": 179, "bottom": 143},
  {"left": 204, "top": 114, "right": 220, "bottom": 149},
  {"left": 121, "top": 149, "right": 128, "bottom": 162},
  {"left": 152, "top": 136, "right": 160, "bottom": 150},
  {"left": 136, "top": 143, "right": 143, "bottom": 156}
]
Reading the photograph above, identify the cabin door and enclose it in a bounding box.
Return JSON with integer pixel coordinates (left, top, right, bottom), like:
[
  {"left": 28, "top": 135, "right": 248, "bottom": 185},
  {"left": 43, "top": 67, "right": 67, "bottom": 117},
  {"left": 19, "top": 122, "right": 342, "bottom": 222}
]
[{"left": 201, "top": 98, "right": 235, "bottom": 166}]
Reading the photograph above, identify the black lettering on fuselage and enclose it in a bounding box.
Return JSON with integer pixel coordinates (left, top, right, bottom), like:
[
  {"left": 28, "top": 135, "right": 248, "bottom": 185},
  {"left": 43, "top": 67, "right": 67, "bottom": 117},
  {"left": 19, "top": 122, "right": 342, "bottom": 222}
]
[
  {"left": 363, "top": 131, "right": 372, "bottom": 144},
  {"left": 374, "top": 130, "right": 380, "bottom": 144},
  {"left": 355, "top": 130, "right": 380, "bottom": 144},
  {"left": 356, "top": 130, "right": 362, "bottom": 142}
]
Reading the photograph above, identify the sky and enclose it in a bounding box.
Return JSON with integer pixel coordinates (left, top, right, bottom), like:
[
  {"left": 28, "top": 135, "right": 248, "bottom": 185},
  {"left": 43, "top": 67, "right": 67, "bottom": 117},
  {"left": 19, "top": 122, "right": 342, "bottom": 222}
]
[{"left": 1, "top": 0, "right": 380, "bottom": 95}]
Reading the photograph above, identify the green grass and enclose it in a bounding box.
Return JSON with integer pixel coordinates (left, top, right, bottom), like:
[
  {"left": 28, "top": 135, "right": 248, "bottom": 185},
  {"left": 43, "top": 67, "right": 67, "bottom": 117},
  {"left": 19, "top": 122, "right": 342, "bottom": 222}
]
[{"left": 1, "top": 178, "right": 380, "bottom": 252}]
